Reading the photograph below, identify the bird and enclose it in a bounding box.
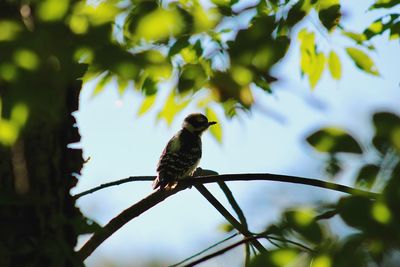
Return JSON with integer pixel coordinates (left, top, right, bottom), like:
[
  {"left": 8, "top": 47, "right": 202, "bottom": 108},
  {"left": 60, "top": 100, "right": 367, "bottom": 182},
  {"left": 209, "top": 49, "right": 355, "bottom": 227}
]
[{"left": 152, "top": 113, "right": 217, "bottom": 190}]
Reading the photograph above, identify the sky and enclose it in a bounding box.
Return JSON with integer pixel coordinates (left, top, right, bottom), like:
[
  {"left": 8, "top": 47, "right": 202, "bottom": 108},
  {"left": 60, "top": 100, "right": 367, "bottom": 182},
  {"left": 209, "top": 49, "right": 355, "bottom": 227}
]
[{"left": 72, "top": 1, "right": 400, "bottom": 266}]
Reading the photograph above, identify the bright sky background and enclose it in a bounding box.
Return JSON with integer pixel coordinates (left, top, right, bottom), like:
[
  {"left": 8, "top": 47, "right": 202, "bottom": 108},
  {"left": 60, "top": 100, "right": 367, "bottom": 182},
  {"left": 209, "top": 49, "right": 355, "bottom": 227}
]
[{"left": 72, "top": 1, "right": 400, "bottom": 266}]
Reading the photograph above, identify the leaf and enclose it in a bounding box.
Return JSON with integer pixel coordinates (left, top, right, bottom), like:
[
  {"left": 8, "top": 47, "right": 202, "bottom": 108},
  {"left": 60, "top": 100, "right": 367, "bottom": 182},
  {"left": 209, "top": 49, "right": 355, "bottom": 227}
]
[
  {"left": 168, "top": 36, "right": 190, "bottom": 57},
  {"left": 178, "top": 64, "right": 207, "bottom": 93},
  {"left": 346, "top": 47, "right": 379, "bottom": 76},
  {"left": 137, "top": 95, "right": 157, "bottom": 116},
  {"left": 306, "top": 127, "right": 363, "bottom": 154},
  {"left": 356, "top": 164, "right": 380, "bottom": 189},
  {"left": 328, "top": 50, "right": 342, "bottom": 80},
  {"left": 309, "top": 52, "right": 325, "bottom": 89},
  {"left": 92, "top": 73, "right": 112, "bottom": 96},
  {"left": 372, "top": 112, "right": 400, "bottom": 153},
  {"left": 250, "top": 249, "right": 300, "bottom": 267},
  {"left": 369, "top": 0, "right": 400, "bottom": 9},
  {"left": 318, "top": 2, "right": 341, "bottom": 31},
  {"left": 338, "top": 196, "right": 375, "bottom": 230},
  {"left": 157, "top": 90, "right": 191, "bottom": 125},
  {"left": 205, "top": 108, "right": 222, "bottom": 143}
]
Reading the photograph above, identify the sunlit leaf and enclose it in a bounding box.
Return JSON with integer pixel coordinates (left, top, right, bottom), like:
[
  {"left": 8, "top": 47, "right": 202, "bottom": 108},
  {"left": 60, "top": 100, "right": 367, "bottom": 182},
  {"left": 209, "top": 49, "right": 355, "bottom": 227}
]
[
  {"left": 37, "top": 0, "right": 69, "bottom": 22},
  {"left": 92, "top": 73, "right": 112, "bottom": 96},
  {"left": 0, "top": 120, "right": 18, "bottom": 146},
  {"left": 306, "top": 127, "right": 363, "bottom": 154},
  {"left": 13, "top": 49, "right": 40, "bottom": 71},
  {"left": 311, "top": 255, "right": 332, "bottom": 267},
  {"left": 218, "top": 222, "right": 234, "bottom": 233},
  {"left": 157, "top": 90, "right": 191, "bottom": 125},
  {"left": 73, "top": 0, "right": 121, "bottom": 26},
  {"left": 346, "top": 47, "right": 379, "bottom": 76},
  {"left": 205, "top": 108, "right": 222, "bottom": 143},
  {"left": 328, "top": 51, "right": 341, "bottom": 80},
  {"left": 136, "top": 8, "right": 184, "bottom": 42},
  {"left": 370, "top": 0, "right": 400, "bottom": 9},
  {"left": 0, "top": 20, "right": 21, "bottom": 41},
  {"left": 371, "top": 201, "right": 391, "bottom": 224},
  {"left": 137, "top": 95, "right": 157, "bottom": 116},
  {"left": 309, "top": 52, "right": 325, "bottom": 89},
  {"left": 250, "top": 249, "right": 299, "bottom": 267},
  {"left": 342, "top": 31, "right": 367, "bottom": 43},
  {"left": 11, "top": 103, "right": 29, "bottom": 127}
]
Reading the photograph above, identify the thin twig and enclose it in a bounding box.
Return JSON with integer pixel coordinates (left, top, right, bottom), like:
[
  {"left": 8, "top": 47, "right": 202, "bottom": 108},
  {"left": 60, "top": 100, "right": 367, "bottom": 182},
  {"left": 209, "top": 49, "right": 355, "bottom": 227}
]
[
  {"left": 218, "top": 182, "right": 248, "bottom": 228},
  {"left": 183, "top": 236, "right": 262, "bottom": 267},
  {"left": 169, "top": 233, "right": 239, "bottom": 267},
  {"left": 74, "top": 173, "right": 380, "bottom": 199},
  {"left": 74, "top": 176, "right": 153, "bottom": 199},
  {"left": 195, "top": 184, "right": 267, "bottom": 253}
]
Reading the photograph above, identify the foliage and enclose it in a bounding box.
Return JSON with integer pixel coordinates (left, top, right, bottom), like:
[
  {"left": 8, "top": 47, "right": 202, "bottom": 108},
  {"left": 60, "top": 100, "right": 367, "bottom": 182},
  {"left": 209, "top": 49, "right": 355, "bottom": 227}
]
[
  {"left": 1, "top": 0, "right": 399, "bottom": 266},
  {"left": 253, "top": 111, "right": 400, "bottom": 267}
]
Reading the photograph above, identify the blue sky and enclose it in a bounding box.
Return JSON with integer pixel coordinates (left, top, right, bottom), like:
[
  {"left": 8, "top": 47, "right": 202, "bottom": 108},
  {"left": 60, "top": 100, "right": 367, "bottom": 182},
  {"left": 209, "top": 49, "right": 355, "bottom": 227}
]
[{"left": 73, "top": 1, "right": 400, "bottom": 266}]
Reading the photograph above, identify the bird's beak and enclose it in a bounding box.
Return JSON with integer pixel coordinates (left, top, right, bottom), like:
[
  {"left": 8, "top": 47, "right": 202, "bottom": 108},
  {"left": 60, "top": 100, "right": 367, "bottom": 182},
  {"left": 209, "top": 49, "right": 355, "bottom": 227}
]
[{"left": 208, "top": 121, "right": 217, "bottom": 126}]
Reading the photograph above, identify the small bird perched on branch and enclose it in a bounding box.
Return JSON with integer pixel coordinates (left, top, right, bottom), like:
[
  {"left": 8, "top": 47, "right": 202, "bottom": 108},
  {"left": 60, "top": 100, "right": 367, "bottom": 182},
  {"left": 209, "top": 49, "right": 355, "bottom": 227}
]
[{"left": 153, "top": 113, "right": 217, "bottom": 190}]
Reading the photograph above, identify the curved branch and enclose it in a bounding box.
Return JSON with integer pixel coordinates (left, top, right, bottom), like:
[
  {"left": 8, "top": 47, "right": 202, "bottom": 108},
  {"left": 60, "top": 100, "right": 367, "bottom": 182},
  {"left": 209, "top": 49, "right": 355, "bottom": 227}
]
[
  {"left": 77, "top": 184, "right": 187, "bottom": 260},
  {"left": 75, "top": 173, "right": 380, "bottom": 199}
]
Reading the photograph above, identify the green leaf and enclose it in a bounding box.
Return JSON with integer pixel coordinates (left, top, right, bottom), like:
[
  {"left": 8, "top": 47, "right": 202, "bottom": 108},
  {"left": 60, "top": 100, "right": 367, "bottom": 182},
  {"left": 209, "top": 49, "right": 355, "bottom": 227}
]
[
  {"left": 205, "top": 108, "right": 222, "bottom": 143},
  {"left": 92, "top": 73, "right": 112, "bottom": 96},
  {"left": 356, "top": 164, "right": 380, "bottom": 189},
  {"left": 168, "top": 36, "right": 190, "bottom": 57},
  {"left": 328, "top": 51, "right": 342, "bottom": 80},
  {"left": 369, "top": 0, "right": 400, "bottom": 9},
  {"left": 318, "top": 2, "right": 341, "bottom": 31},
  {"left": 306, "top": 127, "right": 363, "bottom": 154},
  {"left": 157, "top": 90, "right": 191, "bottom": 125},
  {"left": 137, "top": 95, "right": 157, "bottom": 116},
  {"left": 338, "top": 196, "right": 376, "bottom": 230},
  {"left": 250, "top": 249, "right": 300, "bottom": 267},
  {"left": 372, "top": 112, "right": 400, "bottom": 153},
  {"left": 309, "top": 52, "right": 325, "bottom": 89},
  {"left": 141, "top": 77, "right": 157, "bottom": 96},
  {"left": 178, "top": 64, "right": 207, "bottom": 93},
  {"left": 346, "top": 47, "right": 379, "bottom": 76}
]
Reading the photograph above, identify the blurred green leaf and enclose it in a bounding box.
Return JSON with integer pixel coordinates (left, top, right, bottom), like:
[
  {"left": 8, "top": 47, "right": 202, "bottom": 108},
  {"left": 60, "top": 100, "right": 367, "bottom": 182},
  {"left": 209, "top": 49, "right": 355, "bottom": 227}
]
[
  {"left": 250, "top": 249, "right": 300, "bottom": 267},
  {"left": 285, "top": 208, "right": 323, "bottom": 243},
  {"left": 178, "top": 64, "right": 207, "bottom": 93},
  {"left": 205, "top": 108, "right": 222, "bottom": 143},
  {"left": 218, "top": 222, "right": 234, "bottom": 233},
  {"left": 157, "top": 90, "right": 191, "bottom": 125},
  {"left": 168, "top": 36, "right": 190, "bottom": 57},
  {"left": 318, "top": 1, "right": 341, "bottom": 31},
  {"left": 92, "top": 73, "right": 112, "bottom": 96},
  {"left": 37, "top": 0, "right": 69, "bottom": 22},
  {"left": 372, "top": 112, "right": 400, "bottom": 153},
  {"left": 356, "top": 164, "right": 380, "bottom": 189},
  {"left": 137, "top": 95, "right": 157, "bottom": 116},
  {"left": 0, "top": 20, "right": 22, "bottom": 41},
  {"left": 328, "top": 51, "right": 341, "bottom": 80},
  {"left": 346, "top": 47, "right": 379, "bottom": 76},
  {"left": 338, "top": 196, "right": 376, "bottom": 230},
  {"left": 306, "top": 127, "right": 363, "bottom": 154},
  {"left": 369, "top": 0, "right": 400, "bottom": 9},
  {"left": 286, "top": 0, "right": 311, "bottom": 26},
  {"left": 342, "top": 30, "right": 367, "bottom": 43}
]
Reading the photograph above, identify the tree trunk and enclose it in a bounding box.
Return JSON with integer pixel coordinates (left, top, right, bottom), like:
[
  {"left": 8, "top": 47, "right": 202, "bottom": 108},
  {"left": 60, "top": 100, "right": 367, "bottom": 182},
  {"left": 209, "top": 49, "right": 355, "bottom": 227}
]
[{"left": 0, "top": 1, "right": 86, "bottom": 266}]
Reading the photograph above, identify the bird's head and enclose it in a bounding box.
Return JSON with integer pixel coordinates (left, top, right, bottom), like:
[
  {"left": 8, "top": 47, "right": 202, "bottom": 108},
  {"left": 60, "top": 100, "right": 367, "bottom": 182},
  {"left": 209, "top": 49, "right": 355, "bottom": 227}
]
[{"left": 182, "top": 113, "right": 217, "bottom": 135}]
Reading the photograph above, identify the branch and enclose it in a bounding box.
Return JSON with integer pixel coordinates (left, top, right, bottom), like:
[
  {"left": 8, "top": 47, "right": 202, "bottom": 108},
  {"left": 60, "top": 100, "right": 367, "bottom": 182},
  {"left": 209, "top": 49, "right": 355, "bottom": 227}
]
[
  {"left": 182, "top": 236, "right": 260, "bottom": 267},
  {"left": 77, "top": 184, "right": 187, "bottom": 260},
  {"left": 74, "top": 176, "right": 153, "bottom": 199},
  {"left": 74, "top": 173, "right": 380, "bottom": 199},
  {"left": 169, "top": 232, "right": 239, "bottom": 267},
  {"left": 195, "top": 184, "right": 266, "bottom": 253}
]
